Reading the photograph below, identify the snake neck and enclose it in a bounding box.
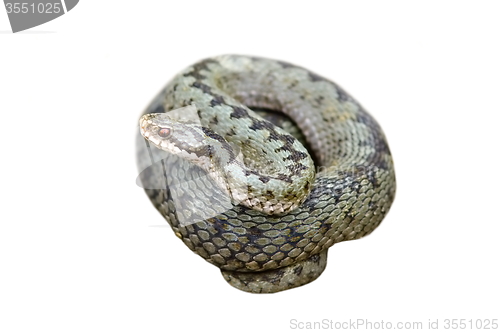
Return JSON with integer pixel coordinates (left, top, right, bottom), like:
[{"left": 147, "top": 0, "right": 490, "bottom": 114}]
[
  {"left": 207, "top": 129, "right": 316, "bottom": 214},
  {"left": 140, "top": 112, "right": 315, "bottom": 215},
  {"left": 177, "top": 126, "right": 315, "bottom": 215}
]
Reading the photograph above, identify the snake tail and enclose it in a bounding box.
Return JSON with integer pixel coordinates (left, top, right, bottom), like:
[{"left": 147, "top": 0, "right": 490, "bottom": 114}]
[{"left": 221, "top": 250, "right": 327, "bottom": 293}]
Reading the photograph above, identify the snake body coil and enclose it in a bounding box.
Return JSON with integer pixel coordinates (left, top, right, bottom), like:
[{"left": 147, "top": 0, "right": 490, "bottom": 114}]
[{"left": 136, "top": 55, "right": 396, "bottom": 293}]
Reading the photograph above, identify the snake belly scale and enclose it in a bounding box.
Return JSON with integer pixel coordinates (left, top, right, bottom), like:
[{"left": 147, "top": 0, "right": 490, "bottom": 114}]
[{"left": 136, "top": 55, "right": 396, "bottom": 293}]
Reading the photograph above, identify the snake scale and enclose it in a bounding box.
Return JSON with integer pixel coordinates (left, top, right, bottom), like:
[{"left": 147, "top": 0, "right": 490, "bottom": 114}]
[{"left": 136, "top": 55, "right": 396, "bottom": 293}]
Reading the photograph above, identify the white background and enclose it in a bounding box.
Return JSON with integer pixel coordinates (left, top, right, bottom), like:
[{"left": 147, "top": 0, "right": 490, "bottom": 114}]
[{"left": 1, "top": 1, "right": 499, "bottom": 332}]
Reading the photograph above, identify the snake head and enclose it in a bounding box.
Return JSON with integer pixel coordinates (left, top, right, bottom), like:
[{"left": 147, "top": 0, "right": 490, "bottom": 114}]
[
  {"left": 140, "top": 105, "right": 237, "bottom": 167},
  {"left": 140, "top": 109, "right": 205, "bottom": 151}
]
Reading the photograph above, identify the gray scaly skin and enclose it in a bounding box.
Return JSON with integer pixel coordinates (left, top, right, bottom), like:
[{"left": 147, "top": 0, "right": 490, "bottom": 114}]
[
  {"left": 140, "top": 106, "right": 314, "bottom": 215},
  {"left": 136, "top": 55, "right": 396, "bottom": 293}
]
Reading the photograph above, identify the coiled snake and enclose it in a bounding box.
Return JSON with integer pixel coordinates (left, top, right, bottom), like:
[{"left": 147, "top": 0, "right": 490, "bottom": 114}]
[{"left": 136, "top": 55, "right": 396, "bottom": 293}]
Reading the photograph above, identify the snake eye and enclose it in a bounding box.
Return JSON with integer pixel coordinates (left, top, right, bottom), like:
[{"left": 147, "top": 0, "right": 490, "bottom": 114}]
[{"left": 158, "top": 127, "right": 171, "bottom": 138}]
